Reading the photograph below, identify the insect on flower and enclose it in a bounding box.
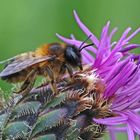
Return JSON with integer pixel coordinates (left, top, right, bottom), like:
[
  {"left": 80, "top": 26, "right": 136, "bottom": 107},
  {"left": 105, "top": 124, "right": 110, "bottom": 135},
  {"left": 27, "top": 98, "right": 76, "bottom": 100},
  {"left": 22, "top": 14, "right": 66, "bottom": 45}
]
[{"left": 0, "top": 39, "right": 93, "bottom": 95}]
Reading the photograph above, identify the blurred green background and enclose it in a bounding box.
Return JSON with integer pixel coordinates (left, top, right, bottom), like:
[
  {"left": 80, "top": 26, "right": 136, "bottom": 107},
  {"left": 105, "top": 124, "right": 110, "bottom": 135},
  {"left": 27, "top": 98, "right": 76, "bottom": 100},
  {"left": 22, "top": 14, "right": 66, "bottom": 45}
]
[{"left": 0, "top": 0, "right": 140, "bottom": 139}]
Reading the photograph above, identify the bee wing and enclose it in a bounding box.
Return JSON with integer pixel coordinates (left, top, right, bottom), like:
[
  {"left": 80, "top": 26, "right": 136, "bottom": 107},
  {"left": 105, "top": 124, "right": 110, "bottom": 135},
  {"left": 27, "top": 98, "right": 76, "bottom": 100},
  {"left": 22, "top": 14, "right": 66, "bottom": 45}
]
[
  {"left": 0, "top": 55, "right": 56, "bottom": 77},
  {"left": 0, "top": 52, "right": 35, "bottom": 64}
]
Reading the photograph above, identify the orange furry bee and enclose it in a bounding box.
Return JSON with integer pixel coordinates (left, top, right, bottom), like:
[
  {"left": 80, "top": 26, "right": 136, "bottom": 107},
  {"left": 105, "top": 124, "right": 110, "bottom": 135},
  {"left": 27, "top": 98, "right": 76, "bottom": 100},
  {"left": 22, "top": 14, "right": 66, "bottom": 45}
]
[{"left": 0, "top": 40, "right": 93, "bottom": 94}]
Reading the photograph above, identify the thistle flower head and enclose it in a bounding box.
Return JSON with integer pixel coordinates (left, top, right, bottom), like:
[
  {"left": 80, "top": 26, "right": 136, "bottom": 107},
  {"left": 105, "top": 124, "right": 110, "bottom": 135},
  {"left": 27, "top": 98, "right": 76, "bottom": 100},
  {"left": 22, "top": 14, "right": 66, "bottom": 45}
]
[{"left": 57, "top": 10, "right": 140, "bottom": 140}]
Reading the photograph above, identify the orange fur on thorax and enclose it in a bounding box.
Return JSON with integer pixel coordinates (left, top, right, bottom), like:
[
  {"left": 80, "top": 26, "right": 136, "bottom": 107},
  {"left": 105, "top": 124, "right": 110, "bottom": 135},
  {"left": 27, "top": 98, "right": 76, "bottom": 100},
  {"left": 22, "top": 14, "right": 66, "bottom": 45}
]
[
  {"left": 35, "top": 43, "right": 65, "bottom": 68},
  {"left": 35, "top": 44, "right": 50, "bottom": 57}
]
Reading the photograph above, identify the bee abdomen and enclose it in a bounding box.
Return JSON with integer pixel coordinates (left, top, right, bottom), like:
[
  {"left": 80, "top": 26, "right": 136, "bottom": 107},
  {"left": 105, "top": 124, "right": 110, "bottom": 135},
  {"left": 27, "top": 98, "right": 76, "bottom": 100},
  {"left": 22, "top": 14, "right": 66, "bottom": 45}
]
[{"left": 1, "top": 70, "right": 29, "bottom": 83}]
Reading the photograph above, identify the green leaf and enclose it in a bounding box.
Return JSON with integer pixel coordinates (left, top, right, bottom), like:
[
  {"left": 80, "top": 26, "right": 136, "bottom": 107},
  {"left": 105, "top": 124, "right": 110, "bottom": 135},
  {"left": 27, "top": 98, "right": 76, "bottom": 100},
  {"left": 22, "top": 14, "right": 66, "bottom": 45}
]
[
  {"left": 65, "top": 120, "right": 80, "bottom": 140},
  {"left": 3, "top": 121, "right": 30, "bottom": 139},
  {"left": 0, "top": 113, "right": 8, "bottom": 130},
  {"left": 32, "top": 134, "right": 56, "bottom": 140},
  {"left": 65, "top": 115, "right": 87, "bottom": 140},
  {"left": 66, "top": 129, "right": 80, "bottom": 140},
  {"left": 44, "top": 92, "right": 67, "bottom": 109},
  {"left": 30, "top": 108, "right": 67, "bottom": 138},
  {"left": 11, "top": 101, "right": 41, "bottom": 119}
]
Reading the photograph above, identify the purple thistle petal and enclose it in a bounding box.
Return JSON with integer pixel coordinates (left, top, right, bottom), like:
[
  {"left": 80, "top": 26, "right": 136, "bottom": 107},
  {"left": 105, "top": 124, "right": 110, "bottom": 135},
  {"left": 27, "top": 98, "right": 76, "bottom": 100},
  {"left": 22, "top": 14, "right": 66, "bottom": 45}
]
[
  {"left": 112, "top": 68, "right": 140, "bottom": 110},
  {"left": 127, "top": 123, "right": 135, "bottom": 140},
  {"left": 73, "top": 10, "right": 99, "bottom": 47},
  {"left": 108, "top": 27, "right": 118, "bottom": 46},
  {"left": 125, "top": 111, "right": 140, "bottom": 134},
  {"left": 82, "top": 53, "right": 94, "bottom": 63},
  {"left": 109, "top": 129, "right": 116, "bottom": 140},
  {"left": 112, "top": 92, "right": 140, "bottom": 111},
  {"left": 105, "top": 27, "right": 118, "bottom": 56},
  {"left": 120, "top": 44, "right": 140, "bottom": 52},
  {"left": 99, "top": 53, "right": 123, "bottom": 80},
  {"left": 130, "top": 104, "right": 140, "bottom": 110},
  {"left": 107, "top": 126, "right": 127, "bottom": 132},
  {"left": 104, "top": 61, "right": 136, "bottom": 98},
  {"left": 93, "top": 116, "right": 127, "bottom": 125},
  {"left": 82, "top": 55, "right": 91, "bottom": 64},
  {"left": 56, "top": 33, "right": 84, "bottom": 47},
  {"left": 101, "top": 28, "right": 132, "bottom": 68},
  {"left": 113, "top": 27, "right": 131, "bottom": 50},
  {"left": 117, "top": 69, "right": 140, "bottom": 94},
  {"left": 94, "top": 21, "right": 110, "bottom": 68},
  {"left": 103, "top": 55, "right": 126, "bottom": 82},
  {"left": 125, "top": 28, "right": 140, "bottom": 43},
  {"left": 126, "top": 91, "right": 140, "bottom": 109},
  {"left": 103, "top": 52, "right": 122, "bottom": 67},
  {"left": 113, "top": 111, "right": 140, "bottom": 136},
  {"left": 56, "top": 33, "right": 97, "bottom": 54}
]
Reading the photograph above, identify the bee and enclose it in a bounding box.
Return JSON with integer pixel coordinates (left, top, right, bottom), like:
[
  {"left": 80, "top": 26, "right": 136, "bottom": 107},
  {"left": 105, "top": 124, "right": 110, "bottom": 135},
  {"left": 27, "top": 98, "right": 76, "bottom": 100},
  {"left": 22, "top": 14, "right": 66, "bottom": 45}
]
[{"left": 0, "top": 37, "right": 93, "bottom": 95}]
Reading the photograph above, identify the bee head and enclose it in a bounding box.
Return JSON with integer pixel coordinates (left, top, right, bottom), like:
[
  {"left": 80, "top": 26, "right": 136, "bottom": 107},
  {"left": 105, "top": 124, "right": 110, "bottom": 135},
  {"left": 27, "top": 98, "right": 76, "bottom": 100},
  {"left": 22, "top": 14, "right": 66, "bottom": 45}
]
[
  {"left": 65, "top": 45, "right": 83, "bottom": 70},
  {"left": 64, "top": 35, "right": 94, "bottom": 70}
]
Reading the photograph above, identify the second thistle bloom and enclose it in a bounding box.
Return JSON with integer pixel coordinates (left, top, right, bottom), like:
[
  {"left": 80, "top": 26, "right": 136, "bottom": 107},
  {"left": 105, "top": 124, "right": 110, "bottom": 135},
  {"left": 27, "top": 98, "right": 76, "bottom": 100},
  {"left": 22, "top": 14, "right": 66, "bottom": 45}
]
[{"left": 57, "top": 11, "right": 140, "bottom": 140}]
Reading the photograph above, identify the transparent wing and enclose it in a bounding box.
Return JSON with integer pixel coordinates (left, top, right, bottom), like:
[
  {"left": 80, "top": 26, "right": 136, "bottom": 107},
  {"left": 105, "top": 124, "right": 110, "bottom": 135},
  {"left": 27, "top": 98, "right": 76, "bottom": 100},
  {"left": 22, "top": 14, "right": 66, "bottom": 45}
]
[
  {"left": 0, "top": 54, "right": 56, "bottom": 77},
  {"left": 0, "top": 52, "right": 36, "bottom": 64}
]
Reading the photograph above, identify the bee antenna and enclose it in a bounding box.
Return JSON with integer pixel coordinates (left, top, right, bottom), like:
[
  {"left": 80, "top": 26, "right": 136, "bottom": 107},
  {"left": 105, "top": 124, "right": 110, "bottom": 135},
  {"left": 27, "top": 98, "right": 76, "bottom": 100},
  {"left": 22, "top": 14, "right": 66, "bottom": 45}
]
[
  {"left": 79, "top": 43, "right": 94, "bottom": 52},
  {"left": 79, "top": 35, "right": 94, "bottom": 52}
]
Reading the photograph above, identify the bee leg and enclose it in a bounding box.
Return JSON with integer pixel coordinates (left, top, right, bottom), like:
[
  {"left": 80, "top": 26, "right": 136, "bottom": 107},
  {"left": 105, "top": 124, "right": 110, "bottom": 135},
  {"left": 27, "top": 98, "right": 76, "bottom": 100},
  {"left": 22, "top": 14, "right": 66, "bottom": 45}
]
[
  {"left": 14, "top": 69, "right": 37, "bottom": 95},
  {"left": 45, "top": 67, "right": 58, "bottom": 94},
  {"left": 65, "top": 64, "right": 73, "bottom": 78},
  {"left": 59, "top": 63, "right": 66, "bottom": 75},
  {"left": 65, "top": 64, "right": 75, "bottom": 84}
]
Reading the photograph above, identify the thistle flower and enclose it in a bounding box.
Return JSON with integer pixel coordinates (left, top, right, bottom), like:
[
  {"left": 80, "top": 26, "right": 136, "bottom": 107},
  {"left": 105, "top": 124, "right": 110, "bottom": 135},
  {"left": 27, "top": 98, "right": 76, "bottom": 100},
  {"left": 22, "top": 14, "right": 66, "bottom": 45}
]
[
  {"left": 56, "top": 10, "right": 140, "bottom": 140},
  {"left": 1, "top": 11, "right": 140, "bottom": 140}
]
